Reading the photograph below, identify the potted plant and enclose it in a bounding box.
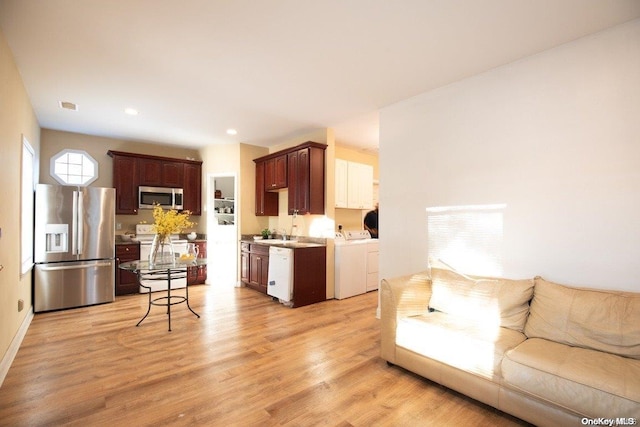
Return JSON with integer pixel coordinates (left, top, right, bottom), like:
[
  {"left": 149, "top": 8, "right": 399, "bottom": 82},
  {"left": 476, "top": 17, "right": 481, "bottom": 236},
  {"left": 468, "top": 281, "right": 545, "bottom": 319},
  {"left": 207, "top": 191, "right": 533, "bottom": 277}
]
[{"left": 261, "top": 228, "right": 271, "bottom": 239}]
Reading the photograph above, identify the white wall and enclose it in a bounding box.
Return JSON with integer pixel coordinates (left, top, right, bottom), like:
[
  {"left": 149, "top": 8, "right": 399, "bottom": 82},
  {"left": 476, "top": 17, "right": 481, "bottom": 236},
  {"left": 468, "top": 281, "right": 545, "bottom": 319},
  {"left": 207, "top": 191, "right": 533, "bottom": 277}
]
[{"left": 379, "top": 19, "right": 640, "bottom": 292}]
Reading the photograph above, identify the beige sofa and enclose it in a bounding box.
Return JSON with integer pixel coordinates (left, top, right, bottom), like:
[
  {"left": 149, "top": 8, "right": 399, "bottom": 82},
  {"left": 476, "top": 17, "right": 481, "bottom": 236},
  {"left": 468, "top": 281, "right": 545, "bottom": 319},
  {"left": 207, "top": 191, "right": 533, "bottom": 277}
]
[{"left": 380, "top": 260, "right": 640, "bottom": 426}]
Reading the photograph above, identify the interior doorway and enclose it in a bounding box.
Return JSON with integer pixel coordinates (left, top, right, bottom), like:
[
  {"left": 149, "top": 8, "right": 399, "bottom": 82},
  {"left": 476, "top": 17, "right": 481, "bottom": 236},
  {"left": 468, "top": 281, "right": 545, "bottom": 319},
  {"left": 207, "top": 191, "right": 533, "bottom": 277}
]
[{"left": 206, "top": 173, "right": 238, "bottom": 287}]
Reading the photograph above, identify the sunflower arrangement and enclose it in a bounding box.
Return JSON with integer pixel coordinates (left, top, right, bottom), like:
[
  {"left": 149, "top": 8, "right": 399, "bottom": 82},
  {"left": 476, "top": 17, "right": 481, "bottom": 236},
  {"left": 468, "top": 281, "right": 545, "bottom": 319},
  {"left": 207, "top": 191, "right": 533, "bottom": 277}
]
[{"left": 151, "top": 204, "right": 194, "bottom": 238}]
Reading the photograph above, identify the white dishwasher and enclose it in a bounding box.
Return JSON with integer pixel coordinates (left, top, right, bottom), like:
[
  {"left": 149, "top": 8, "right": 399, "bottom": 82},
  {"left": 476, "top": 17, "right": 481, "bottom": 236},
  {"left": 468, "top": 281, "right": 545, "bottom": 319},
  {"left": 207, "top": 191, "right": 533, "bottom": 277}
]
[{"left": 267, "top": 246, "right": 294, "bottom": 305}]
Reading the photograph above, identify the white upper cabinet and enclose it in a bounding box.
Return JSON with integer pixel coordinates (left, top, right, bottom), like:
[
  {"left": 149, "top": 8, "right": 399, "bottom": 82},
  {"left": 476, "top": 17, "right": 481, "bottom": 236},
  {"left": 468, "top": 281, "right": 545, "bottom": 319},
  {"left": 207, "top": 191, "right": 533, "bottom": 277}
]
[
  {"left": 348, "top": 162, "right": 373, "bottom": 209},
  {"left": 335, "top": 159, "right": 349, "bottom": 208},
  {"left": 335, "top": 159, "right": 373, "bottom": 210}
]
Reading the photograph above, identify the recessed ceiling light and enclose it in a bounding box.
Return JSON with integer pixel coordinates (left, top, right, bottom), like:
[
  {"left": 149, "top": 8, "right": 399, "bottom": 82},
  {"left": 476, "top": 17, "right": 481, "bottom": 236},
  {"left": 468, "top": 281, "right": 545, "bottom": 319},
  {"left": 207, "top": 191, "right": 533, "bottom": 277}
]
[
  {"left": 59, "top": 101, "right": 78, "bottom": 111},
  {"left": 124, "top": 107, "right": 139, "bottom": 116},
  {"left": 226, "top": 129, "right": 237, "bottom": 135}
]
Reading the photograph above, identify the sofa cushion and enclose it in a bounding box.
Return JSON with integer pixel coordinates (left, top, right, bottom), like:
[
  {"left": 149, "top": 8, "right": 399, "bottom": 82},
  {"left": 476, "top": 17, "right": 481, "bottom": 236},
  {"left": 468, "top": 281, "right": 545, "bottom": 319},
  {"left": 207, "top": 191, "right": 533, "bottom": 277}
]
[
  {"left": 396, "top": 311, "right": 527, "bottom": 381},
  {"left": 428, "top": 259, "right": 534, "bottom": 332},
  {"left": 524, "top": 277, "right": 640, "bottom": 359},
  {"left": 502, "top": 338, "right": 640, "bottom": 418}
]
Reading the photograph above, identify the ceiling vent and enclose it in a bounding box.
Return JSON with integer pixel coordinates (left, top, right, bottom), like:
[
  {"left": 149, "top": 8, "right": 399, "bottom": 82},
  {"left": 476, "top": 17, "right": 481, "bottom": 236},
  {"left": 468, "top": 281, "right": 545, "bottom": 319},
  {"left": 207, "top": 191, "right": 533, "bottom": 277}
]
[{"left": 59, "top": 101, "right": 78, "bottom": 111}]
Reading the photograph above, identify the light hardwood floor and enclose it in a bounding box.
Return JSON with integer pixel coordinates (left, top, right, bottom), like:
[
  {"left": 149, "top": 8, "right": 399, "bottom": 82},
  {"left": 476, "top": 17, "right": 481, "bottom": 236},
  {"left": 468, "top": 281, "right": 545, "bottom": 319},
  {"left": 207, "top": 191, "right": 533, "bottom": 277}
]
[{"left": 0, "top": 285, "right": 531, "bottom": 426}]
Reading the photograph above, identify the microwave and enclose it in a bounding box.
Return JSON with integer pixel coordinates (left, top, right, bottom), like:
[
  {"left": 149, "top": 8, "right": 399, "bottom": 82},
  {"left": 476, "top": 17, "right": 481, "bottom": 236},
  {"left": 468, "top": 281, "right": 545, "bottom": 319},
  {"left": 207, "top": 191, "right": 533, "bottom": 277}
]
[{"left": 138, "top": 186, "right": 184, "bottom": 210}]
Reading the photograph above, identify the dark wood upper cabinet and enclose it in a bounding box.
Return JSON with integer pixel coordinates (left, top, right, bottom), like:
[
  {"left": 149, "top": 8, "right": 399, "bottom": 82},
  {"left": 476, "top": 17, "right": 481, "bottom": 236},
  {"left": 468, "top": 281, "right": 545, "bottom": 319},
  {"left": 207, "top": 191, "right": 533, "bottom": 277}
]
[
  {"left": 264, "top": 154, "right": 287, "bottom": 190},
  {"left": 183, "top": 162, "right": 202, "bottom": 215},
  {"left": 287, "top": 145, "right": 325, "bottom": 215},
  {"left": 254, "top": 159, "right": 278, "bottom": 216},
  {"left": 138, "top": 158, "right": 162, "bottom": 186},
  {"left": 253, "top": 141, "right": 326, "bottom": 216},
  {"left": 139, "top": 158, "right": 184, "bottom": 188},
  {"left": 287, "top": 149, "right": 306, "bottom": 214},
  {"left": 107, "top": 150, "right": 201, "bottom": 215},
  {"left": 163, "top": 162, "right": 184, "bottom": 188},
  {"left": 110, "top": 153, "right": 138, "bottom": 214}
]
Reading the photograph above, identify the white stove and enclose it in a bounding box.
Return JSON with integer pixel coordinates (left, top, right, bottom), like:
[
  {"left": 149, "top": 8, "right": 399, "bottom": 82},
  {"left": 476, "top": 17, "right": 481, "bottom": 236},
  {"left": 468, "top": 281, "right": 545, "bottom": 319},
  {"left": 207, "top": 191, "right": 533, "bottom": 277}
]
[
  {"left": 134, "top": 224, "right": 188, "bottom": 244},
  {"left": 135, "top": 224, "right": 189, "bottom": 293}
]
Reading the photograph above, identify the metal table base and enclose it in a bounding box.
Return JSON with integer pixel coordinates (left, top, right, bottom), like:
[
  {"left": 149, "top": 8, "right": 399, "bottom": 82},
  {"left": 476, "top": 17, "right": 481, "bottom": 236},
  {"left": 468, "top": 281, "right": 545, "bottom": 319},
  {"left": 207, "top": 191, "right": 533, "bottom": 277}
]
[{"left": 136, "top": 267, "right": 200, "bottom": 331}]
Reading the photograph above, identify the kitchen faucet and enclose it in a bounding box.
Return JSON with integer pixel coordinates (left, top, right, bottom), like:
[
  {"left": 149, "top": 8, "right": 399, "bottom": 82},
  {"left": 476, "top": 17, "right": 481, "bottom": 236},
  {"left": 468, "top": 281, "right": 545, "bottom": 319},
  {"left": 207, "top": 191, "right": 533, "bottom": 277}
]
[{"left": 280, "top": 228, "right": 288, "bottom": 241}]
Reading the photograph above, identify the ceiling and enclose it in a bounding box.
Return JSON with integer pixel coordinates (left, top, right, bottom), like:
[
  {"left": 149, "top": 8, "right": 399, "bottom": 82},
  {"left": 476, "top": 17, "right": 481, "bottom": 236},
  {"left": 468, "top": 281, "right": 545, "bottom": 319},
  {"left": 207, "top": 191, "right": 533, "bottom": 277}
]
[{"left": 1, "top": 1, "right": 639, "bottom": 150}]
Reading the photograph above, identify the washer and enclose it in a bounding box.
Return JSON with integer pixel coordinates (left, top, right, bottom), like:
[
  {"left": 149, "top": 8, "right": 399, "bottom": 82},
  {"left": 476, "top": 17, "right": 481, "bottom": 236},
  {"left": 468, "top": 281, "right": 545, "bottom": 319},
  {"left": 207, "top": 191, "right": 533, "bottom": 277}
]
[{"left": 334, "top": 230, "right": 373, "bottom": 299}]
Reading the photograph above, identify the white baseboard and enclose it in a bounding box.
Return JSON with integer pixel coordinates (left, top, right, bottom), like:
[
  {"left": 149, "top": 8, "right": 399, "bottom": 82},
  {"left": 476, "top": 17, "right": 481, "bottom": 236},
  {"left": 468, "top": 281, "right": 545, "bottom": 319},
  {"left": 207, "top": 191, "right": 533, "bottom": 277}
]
[{"left": 0, "top": 308, "right": 33, "bottom": 387}]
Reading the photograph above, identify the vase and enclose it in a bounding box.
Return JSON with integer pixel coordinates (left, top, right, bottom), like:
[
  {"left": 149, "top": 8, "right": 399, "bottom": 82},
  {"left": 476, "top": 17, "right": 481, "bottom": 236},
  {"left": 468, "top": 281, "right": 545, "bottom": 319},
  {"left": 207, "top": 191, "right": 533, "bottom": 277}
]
[{"left": 149, "top": 234, "right": 174, "bottom": 265}]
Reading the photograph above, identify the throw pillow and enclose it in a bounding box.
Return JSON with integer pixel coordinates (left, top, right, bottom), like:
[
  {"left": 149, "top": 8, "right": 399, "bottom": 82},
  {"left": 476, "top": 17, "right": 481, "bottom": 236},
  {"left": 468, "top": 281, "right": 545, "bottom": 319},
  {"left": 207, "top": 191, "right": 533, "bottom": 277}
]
[
  {"left": 428, "top": 258, "right": 534, "bottom": 332},
  {"left": 524, "top": 277, "right": 640, "bottom": 360}
]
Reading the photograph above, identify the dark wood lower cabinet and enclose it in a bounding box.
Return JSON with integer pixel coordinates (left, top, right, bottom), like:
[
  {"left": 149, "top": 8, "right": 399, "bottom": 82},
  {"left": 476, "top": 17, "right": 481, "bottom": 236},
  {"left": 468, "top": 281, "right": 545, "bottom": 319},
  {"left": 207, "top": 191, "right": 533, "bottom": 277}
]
[
  {"left": 240, "top": 241, "right": 327, "bottom": 307},
  {"left": 241, "top": 242, "right": 270, "bottom": 294},
  {"left": 187, "top": 241, "right": 207, "bottom": 285},
  {"left": 241, "top": 245, "right": 250, "bottom": 284},
  {"left": 116, "top": 243, "right": 140, "bottom": 295},
  {"left": 249, "top": 245, "right": 270, "bottom": 294},
  {"left": 291, "top": 246, "right": 326, "bottom": 308},
  {"left": 117, "top": 241, "right": 206, "bottom": 294}
]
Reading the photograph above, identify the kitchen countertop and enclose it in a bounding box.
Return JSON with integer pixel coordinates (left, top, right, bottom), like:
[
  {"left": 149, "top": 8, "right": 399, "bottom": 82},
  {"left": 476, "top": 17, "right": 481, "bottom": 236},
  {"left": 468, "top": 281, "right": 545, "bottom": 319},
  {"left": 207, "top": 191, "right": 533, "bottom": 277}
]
[
  {"left": 115, "top": 238, "right": 139, "bottom": 245},
  {"left": 241, "top": 235, "right": 326, "bottom": 249},
  {"left": 116, "top": 236, "right": 206, "bottom": 244}
]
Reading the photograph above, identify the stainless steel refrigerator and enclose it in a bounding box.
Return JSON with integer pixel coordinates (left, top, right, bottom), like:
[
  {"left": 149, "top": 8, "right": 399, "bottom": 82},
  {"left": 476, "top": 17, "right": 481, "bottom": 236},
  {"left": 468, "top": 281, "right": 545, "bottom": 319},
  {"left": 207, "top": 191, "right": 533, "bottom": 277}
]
[{"left": 34, "top": 184, "right": 116, "bottom": 312}]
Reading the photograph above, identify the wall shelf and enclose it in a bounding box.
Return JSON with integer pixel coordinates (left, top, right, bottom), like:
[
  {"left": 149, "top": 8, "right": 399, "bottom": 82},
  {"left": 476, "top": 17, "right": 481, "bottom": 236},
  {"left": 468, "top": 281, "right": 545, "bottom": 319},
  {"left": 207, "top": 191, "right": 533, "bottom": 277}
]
[{"left": 214, "top": 198, "right": 235, "bottom": 225}]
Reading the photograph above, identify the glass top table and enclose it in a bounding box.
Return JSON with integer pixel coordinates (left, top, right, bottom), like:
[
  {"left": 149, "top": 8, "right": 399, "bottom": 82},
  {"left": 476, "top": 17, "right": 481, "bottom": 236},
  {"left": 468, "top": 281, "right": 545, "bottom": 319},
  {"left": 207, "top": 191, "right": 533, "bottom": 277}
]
[
  {"left": 119, "top": 257, "right": 208, "bottom": 271},
  {"left": 119, "top": 258, "right": 206, "bottom": 331}
]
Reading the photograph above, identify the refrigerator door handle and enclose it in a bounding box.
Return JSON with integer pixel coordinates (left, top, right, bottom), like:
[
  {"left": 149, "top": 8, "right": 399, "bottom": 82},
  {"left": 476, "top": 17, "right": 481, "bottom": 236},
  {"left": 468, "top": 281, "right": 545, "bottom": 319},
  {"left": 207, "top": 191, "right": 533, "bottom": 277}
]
[
  {"left": 77, "top": 190, "right": 84, "bottom": 255},
  {"left": 72, "top": 191, "right": 78, "bottom": 255},
  {"left": 37, "top": 262, "right": 113, "bottom": 272}
]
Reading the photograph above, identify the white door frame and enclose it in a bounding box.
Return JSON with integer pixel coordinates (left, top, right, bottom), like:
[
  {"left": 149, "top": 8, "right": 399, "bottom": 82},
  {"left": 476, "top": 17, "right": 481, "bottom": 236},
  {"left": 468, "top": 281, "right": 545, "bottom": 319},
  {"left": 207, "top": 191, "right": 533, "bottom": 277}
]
[{"left": 206, "top": 172, "right": 239, "bottom": 287}]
